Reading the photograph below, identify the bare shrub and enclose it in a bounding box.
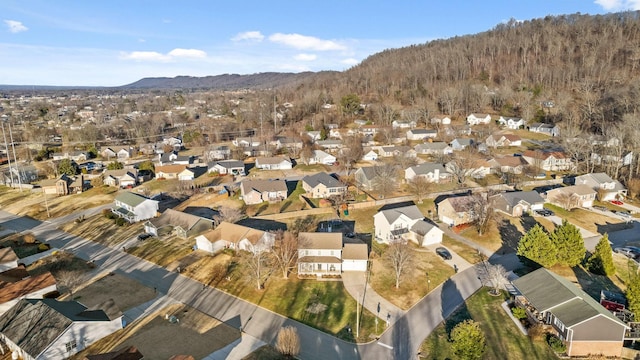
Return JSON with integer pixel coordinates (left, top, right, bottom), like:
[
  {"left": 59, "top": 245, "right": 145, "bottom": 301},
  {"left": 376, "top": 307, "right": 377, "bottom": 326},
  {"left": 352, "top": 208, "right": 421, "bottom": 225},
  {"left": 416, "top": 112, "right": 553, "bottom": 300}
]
[{"left": 276, "top": 326, "right": 300, "bottom": 358}]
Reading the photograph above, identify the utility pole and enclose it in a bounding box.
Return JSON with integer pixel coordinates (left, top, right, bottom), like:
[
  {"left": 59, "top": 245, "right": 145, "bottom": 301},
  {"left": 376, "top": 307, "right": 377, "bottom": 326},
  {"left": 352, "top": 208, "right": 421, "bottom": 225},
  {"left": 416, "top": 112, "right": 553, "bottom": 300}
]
[
  {"left": 273, "top": 94, "right": 277, "bottom": 135},
  {"left": 356, "top": 290, "right": 360, "bottom": 339},
  {"left": 1, "top": 123, "right": 15, "bottom": 188},
  {"left": 8, "top": 123, "right": 22, "bottom": 191}
]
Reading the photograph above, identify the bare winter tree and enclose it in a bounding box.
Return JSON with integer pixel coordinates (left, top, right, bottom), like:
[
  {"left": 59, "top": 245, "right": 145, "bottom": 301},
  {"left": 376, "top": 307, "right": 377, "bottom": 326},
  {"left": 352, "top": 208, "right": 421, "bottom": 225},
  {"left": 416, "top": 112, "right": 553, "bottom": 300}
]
[
  {"left": 477, "top": 262, "right": 508, "bottom": 296},
  {"left": 372, "top": 163, "right": 399, "bottom": 198},
  {"left": 336, "top": 135, "right": 364, "bottom": 175},
  {"left": 445, "top": 148, "right": 485, "bottom": 186},
  {"left": 271, "top": 230, "right": 299, "bottom": 279},
  {"left": 56, "top": 270, "right": 88, "bottom": 296},
  {"left": 468, "top": 192, "right": 494, "bottom": 236},
  {"left": 214, "top": 206, "right": 243, "bottom": 224},
  {"left": 276, "top": 326, "right": 301, "bottom": 358},
  {"left": 385, "top": 237, "right": 414, "bottom": 289},
  {"left": 553, "top": 192, "right": 580, "bottom": 210},
  {"left": 240, "top": 249, "right": 272, "bottom": 290},
  {"left": 406, "top": 176, "right": 433, "bottom": 203}
]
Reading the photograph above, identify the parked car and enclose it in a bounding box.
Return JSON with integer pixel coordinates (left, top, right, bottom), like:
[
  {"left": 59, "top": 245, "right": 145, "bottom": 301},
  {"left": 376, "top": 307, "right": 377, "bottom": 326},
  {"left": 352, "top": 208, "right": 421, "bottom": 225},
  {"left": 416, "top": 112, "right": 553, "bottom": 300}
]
[
  {"left": 614, "top": 247, "right": 639, "bottom": 259},
  {"left": 593, "top": 205, "right": 608, "bottom": 212},
  {"left": 618, "top": 211, "right": 632, "bottom": 219},
  {"left": 535, "top": 209, "right": 554, "bottom": 217},
  {"left": 611, "top": 200, "right": 624, "bottom": 206},
  {"left": 138, "top": 233, "right": 152, "bottom": 241},
  {"left": 435, "top": 247, "right": 452, "bottom": 260}
]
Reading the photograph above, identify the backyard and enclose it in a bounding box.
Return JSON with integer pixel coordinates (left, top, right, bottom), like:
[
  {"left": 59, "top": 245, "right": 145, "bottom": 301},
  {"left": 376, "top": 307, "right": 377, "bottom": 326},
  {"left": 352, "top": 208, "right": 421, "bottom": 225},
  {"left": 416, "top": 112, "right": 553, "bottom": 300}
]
[
  {"left": 61, "top": 213, "right": 145, "bottom": 247},
  {"left": 420, "top": 288, "right": 557, "bottom": 359}
]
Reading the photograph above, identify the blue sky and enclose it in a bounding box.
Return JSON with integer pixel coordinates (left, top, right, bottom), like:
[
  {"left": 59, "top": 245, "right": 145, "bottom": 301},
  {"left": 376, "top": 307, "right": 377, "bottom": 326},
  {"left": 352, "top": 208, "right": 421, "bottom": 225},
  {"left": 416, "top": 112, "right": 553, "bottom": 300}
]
[{"left": 0, "top": 0, "right": 635, "bottom": 86}]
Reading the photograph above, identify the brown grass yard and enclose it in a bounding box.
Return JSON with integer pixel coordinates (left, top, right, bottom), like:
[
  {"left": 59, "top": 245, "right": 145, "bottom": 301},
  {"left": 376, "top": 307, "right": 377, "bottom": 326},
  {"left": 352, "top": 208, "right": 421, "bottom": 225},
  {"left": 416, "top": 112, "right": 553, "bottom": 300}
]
[
  {"left": 369, "top": 247, "right": 455, "bottom": 310},
  {"left": 441, "top": 235, "right": 483, "bottom": 264},
  {"left": 71, "top": 304, "right": 239, "bottom": 360},
  {"left": 127, "top": 235, "right": 194, "bottom": 268},
  {"left": 61, "top": 214, "right": 144, "bottom": 246},
  {"left": 544, "top": 203, "right": 622, "bottom": 233},
  {"left": 27, "top": 251, "right": 95, "bottom": 277}
]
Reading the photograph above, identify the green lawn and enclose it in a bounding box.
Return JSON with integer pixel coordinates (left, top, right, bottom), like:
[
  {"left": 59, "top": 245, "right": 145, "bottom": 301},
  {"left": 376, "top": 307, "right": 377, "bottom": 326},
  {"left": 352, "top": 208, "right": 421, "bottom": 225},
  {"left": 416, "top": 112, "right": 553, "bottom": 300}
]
[{"left": 420, "top": 289, "right": 557, "bottom": 360}]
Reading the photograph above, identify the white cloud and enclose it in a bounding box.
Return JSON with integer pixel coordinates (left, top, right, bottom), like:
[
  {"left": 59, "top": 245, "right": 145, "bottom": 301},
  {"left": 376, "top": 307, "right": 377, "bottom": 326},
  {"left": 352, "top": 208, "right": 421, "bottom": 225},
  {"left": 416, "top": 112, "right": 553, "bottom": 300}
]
[
  {"left": 232, "top": 31, "right": 264, "bottom": 42},
  {"left": 4, "top": 20, "right": 28, "bottom": 33},
  {"left": 594, "top": 0, "right": 640, "bottom": 10},
  {"left": 168, "top": 48, "right": 207, "bottom": 58},
  {"left": 268, "top": 33, "right": 346, "bottom": 51},
  {"left": 121, "top": 48, "right": 207, "bottom": 62},
  {"left": 341, "top": 58, "right": 360, "bottom": 66},
  {"left": 294, "top": 53, "right": 317, "bottom": 61}
]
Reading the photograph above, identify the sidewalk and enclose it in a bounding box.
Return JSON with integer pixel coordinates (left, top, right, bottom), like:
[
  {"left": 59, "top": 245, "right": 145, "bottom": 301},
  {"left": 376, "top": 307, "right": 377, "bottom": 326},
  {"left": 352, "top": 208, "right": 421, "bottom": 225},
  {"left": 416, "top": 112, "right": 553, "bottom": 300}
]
[
  {"left": 341, "top": 271, "right": 405, "bottom": 326},
  {"left": 203, "top": 334, "right": 266, "bottom": 360}
]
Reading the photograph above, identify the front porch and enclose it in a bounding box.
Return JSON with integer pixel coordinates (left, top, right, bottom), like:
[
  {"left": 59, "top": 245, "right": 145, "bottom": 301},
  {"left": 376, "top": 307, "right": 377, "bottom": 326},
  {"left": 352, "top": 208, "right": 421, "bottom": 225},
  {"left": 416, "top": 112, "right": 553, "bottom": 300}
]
[{"left": 298, "top": 256, "right": 341, "bottom": 278}]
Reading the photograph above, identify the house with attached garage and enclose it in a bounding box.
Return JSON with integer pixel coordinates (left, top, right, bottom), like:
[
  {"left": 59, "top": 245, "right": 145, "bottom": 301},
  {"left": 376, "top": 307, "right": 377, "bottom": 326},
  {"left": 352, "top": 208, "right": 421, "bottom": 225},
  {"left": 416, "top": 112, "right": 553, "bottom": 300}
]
[
  {"left": 255, "top": 156, "right": 293, "bottom": 170},
  {"left": 574, "top": 172, "right": 627, "bottom": 201},
  {"left": 373, "top": 205, "right": 443, "bottom": 247},
  {"left": 144, "top": 209, "right": 213, "bottom": 238},
  {"left": 208, "top": 160, "right": 245, "bottom": 176},
  {"left": 240, "top": 179, "right": 288, "bottom": 205},
  {"left": 154, "top": 164, "right": 186, "bottom": 180},
  {"left": 466, "top": 113, "right": 492, "bottom": 125},
  {"left": 177, "top": 166, "right": 207, "bottom": 181},
  {"left": 302, "top": 172, "right": 347, "bottom": 198},
  {"left": 449, "top": 138, "right": 474, "bottom": 151},
  {"left": 490, "top": 191, "right": 544, "bottom": 217},
  {"left": 528, "top": 122, "right": 560, "bottom": 137},
  {"left": 522, "top": 150, "right": 575, "bottom": 172},
  {"left": 406, "top": 128, "right": 438, "bottom": 141},
  {"left": 512, "top": 268, "right": 628, "bottom": 357},
  {"left": 297, "top": 232, "right": 369, "bottom": 276},
  {"left": 102, "top": 169, "right": 138, "bottom": 188},
  {"left": 414, "top": 142, "right": 453, "bottom": 156},
  {"left": 112, "top": 192, "right": 158, "bottom": 223},
  {"left": 497, "top": 116, "right": 526, "bottom": 129},
  {"left": 195, "top": 222, "right": 275, "bottom": 254},
  {"left": 485, "top": 134, "right": 522, "bottom": 148},
  {"left": 308, "top": 150, "right": 336, "bottom": 165},
  {"left": 0, "top": 298, "right": 123, "bottom": 360},
  {"left": 488, "top": 156, "right": 528, "bottom": 174},
  {"left": 545, "top": 185, "right": 597, "bottom": 209},
  {"left": 437, "top": 195, "right": 475, "bottom": 227},
  {"left": 392, "top": 120, "right": 417, "bottom": 129},
  {"left": 316, "top": 139, "right": 343, "bottom": 150},
  {"left": 362, "top": 149, "right": 379, "bottom": 161},
  {"left": 404, "top": 163, "right": 451, "bottom": 183},
  {"left": 430, "top": 116, "right": 451, "bottom": 125}
]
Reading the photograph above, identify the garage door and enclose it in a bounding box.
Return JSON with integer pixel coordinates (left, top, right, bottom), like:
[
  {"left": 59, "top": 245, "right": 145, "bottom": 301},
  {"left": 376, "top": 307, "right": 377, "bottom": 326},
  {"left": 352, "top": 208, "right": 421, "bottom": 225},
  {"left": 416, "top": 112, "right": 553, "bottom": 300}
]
[{"left": 342, "top": 260, "right": 367, "bottom": 272}]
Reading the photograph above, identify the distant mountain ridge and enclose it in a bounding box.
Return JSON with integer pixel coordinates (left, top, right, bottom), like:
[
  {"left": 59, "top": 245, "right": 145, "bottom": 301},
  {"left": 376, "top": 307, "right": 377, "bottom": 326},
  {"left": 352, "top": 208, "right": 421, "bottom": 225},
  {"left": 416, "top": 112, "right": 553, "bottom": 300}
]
[{"left": 120, "top": 72, "right": 327, "bottom": 90}]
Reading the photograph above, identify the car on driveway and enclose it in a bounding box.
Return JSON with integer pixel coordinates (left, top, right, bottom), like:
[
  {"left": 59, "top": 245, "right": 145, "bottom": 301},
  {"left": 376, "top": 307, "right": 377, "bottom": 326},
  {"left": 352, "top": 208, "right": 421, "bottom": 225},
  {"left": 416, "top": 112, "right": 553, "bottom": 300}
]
[
  {"left": 138, "top": 233, "right": 152, "bottom": 241},
  {"left": 614, "top": 247, "right": 639, "bottom": 259},
  {"left": 534, "top": 209, "right": 554, "bottom": 217},
  {"left": 611, "top": 200, "right": 624, "bottom": 206},
  {"left": 593, "top": 205, "right": 608, "bottom": 212},
  {"left": 435, "top": 247, "right": 452, "bottom": 260}
]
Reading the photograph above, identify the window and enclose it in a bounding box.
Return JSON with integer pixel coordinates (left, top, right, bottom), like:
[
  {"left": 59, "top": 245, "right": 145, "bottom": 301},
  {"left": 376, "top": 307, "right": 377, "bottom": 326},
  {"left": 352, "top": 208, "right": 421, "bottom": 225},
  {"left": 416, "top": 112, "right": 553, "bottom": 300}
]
[
  {"left": 65, "top": 340, "right": 77, "bottom": 352},
  {"left": 330, "top": 250, "right": 334, "bottom": 256},
  {"left": 553, "top": 316, "right": 565, "bottom": 333}
]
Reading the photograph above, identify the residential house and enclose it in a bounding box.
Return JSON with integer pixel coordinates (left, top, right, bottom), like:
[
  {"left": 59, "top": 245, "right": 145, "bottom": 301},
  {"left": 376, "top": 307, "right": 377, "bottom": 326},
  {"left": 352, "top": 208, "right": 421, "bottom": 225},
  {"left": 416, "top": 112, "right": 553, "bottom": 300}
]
[
  {"left": 528, "top": 123, "right": 560, "bottom": 137},
  {"left": 512, "top": 268, "right": 628, "bottom": 357},
  {"left": 373, "top": 205, "right": 443, "bottom": 247},
  {"left": 306, "top": 131, "right": 322, "bottom": 142},
  {"left": 490, "top": 191, "right": 545, "bottom": 217},
  {"left": 144, "top": 209, "right": 213, "bottom": 238},
  {"left": 522, "top": 150, "right": 575, "bottom": 172},
  {"left": 430, "top": 116, "right": 452, "bottom": 125},
  {"left": 302, "top": 172, "right": 347, "bottom": 198},
  {"left": 112, "top": 192, "right": 158, "bottom": 223},
  {"left": 0, "top": 298, "right": 123, "bottom": 360},
  {"left": 404, "top": 163, "right": 451, "bottom": 183},
  {"left": 138, "top": 143, "right": 159, "bottom": 156},
  {"left": 406, "top": 129, "right": 438, "bottom": 141},
  {"left": 392, "top": 120, "right": 416, "bottom": 129},
  {"left": 354, "top": 166, "right": 378, "bottom": 191},
  {"left": 328, "top": 128, "right": 343, "bottom": 139},
  {"left": 575, "top": 173, "right": 627, "bottom": 201},
  {"left": 208, "top": 160, "right": 245, "bottom": 176},
  {"left": 445, "top": 159, "right": 490, "bottom": 179},
  {"left": 205, "top": 145, "right": 231, "bottom": 161},
  {"left": 436, "top": 195, "right": 475, "bottom": 226},
  {"left": 162, "top": 136, "right": 183, "bottom": 150},
  {"left": 297, "top": 232, "right": 343, "bottom": 276},
  {"left": 155, "top": 164, "right": 187, "bottom": 179},
  {"left": 275, "top": 137, "right": 303, "bottom": 150},
  {"left": 0, "top": 248, "right": 19, "bottom": 272},
  {"left": 240, "top": 179, "right": 288, "bottom": 205},
  {"left": 195, "top": 222, "right": 275, "bottom": 254},
  {"left": 103, "top": 169, "right": 138, "bottom": 188},
  {"left": 40, "top": 174, "right": 74, "bottom": 196},
  {"left": 546, "top": 185, "right": 597, "bottom": 209},
  {"left": 362, "top": 149, "right": 378, "bottom": 161},
  {"left": 177, "top": 166, "right": 207, "bottom": 181},
  {"left": 591, "top": 151, "right": 634, "bottom": 167},
  {"left": 341, "top": 243, "right": 369, "bottom": 272},
  {"left": 232, "top": 137, "right": 260, "bottom": 148},
  {"left": 52, "top": 151, "right": 88, "bottom": 162},
  {"left": 101, "top": 146, "right": 134, "bottom": 161},
  {"left": 316, "top": 139, "right": 343, "bottom": 150},
  {"left": 0, "top": 272, "right": 57, "bottom": 316},
  {"left": 488, "top": 156, "right": 528, "bottom": 174},
  {"left": 485, "top": 134, "right": 522, "bottom": 148},
  {"left": 466, "top": 113, "right": 492, "bottom": 125},
  {"left": 309, "top": 150, "right": 337, "bottom": 165},
  {"left": 497, "top": 116, "right": 526, "bottom": 129},
  {"left": 378, "top": 146, "right": 416, "bottom": 158},
  {"left": 359, "top": 124, "right": 382, "bottom": 136},
  {"left": 0, "top": 165, "right": 38, "bottom": 186},
  {"left": 414, "top": 142, "right": 453, "bottom": 156},
  {"left": 255, "top": 156, "right": 293, "bottom": 170},
  {"left": 449, "top": 138, "right": 474, "bottom": 151}
]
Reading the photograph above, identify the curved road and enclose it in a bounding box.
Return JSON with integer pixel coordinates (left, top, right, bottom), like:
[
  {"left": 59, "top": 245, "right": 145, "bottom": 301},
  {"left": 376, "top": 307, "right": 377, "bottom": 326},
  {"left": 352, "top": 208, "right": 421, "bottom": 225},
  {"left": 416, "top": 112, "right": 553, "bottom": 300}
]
[{"left": 0, "top": 210, "right": 513, "bottom": 359}]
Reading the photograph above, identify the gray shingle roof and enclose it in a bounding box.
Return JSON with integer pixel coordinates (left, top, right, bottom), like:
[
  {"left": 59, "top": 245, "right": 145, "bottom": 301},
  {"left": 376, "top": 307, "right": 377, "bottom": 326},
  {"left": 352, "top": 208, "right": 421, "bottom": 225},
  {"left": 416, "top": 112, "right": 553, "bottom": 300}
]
[
  {"left": 499, "top": 191, "right": 544, "bottom": 207},
  {"left": 302, "top": 172, "right": 343, "bottom": 188},
  {"left": 407, "top": 163, "right": 446, "bottom": 175},
  {"left": 212, "top": 160, "right": 244, "bottom": 169},
  {"left": 379, "top": 205, "right": 424, "bottom": 224},
  {"left": 241, "top": 179, "right": 288, "bottom": 194}
]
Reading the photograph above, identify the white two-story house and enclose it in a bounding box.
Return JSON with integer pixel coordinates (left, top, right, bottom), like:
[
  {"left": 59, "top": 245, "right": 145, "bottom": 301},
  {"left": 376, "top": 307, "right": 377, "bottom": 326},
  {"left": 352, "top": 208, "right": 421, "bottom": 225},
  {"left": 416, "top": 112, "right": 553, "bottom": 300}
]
[
  {"left": 373, "top": 205, "right": 443, "bottom": 247},
  {"left": 112, "top": 192, "right": 159, "bottom": 223}
]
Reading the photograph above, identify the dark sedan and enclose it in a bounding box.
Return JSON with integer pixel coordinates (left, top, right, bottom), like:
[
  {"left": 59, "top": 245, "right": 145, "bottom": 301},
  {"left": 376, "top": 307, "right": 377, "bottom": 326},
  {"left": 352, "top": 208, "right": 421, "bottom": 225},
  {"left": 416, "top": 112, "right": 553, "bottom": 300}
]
[{"left": 435, "top": 247, "right": 452, "bottom": 260}]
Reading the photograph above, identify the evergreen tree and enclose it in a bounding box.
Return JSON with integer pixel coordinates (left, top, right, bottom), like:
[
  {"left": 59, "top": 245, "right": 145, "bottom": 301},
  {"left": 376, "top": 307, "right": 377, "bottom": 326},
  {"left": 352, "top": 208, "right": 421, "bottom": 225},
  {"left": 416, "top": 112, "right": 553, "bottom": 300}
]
[
  {"left": 138, "top": 160, "right": 155, "bottom": 172},
  {"left": 107, "top": 161, "right": 124, "bottom": 170},
  {"left": 450, "top": 320, "right": 486, "bottom": 360},
  {"left": 57, "top": 159, "right": 76, "bottom": 176},
  {"left": 516, "top": 224, "right": 557, "bottom": 268},
  {"left": 627, "top": 274, "right": 640, "bottom": 319},
  {"left": 551, "top": 220, "right": 586, "bottom": 267},
  {"left": 587, "top": 234, "right": 615, "bottom": 276}
]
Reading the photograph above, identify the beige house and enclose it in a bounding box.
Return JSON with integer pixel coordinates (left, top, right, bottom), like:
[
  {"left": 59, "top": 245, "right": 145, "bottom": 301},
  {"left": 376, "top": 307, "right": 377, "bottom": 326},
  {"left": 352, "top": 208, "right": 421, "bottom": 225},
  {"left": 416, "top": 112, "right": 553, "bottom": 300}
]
[
  {"left": 195, "top": 222, "right": 275, "bottom": 254},
  {"left": 522, "top": 150, "right": 575, "bottom": 172},
  {"left": 155, "top": 164, "right": 187, "bottom": 179},
  {"left": 302, "top": 172, "right": 346, "bottom": 199},
  {"left": 546, "top": 185, "right": 597, "bottom": 209},
  {"left": 437, "top": 195, "right": 475, "bottom": 226},
  {"left": 240, "top": 179, "right": 288, "bottom": 205},
  {"left": 297, "top": 232, "right": 343, "bottom": 277}
]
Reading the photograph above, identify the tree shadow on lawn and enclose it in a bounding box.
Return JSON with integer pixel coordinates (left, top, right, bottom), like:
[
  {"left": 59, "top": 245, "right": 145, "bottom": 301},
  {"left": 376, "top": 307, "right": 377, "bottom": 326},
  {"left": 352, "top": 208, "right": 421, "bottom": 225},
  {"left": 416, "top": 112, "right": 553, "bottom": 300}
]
[
  {"left": 571, "top": 265, "right": 624, "bottom": 301},
  {"left": 497, "top": 219, "right": 523, "bottom": 255}
]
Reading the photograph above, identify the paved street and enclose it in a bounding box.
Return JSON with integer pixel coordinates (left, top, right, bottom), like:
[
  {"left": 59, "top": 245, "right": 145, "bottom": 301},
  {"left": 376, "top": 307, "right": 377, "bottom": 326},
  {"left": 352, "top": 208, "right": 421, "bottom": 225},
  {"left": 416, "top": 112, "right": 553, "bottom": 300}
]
[{"left": 0, "top": 209, "right": 497, "bottom": 359}]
